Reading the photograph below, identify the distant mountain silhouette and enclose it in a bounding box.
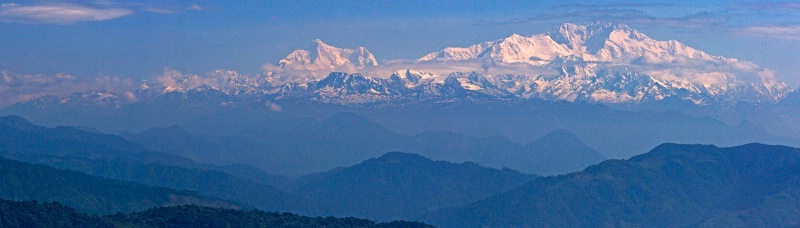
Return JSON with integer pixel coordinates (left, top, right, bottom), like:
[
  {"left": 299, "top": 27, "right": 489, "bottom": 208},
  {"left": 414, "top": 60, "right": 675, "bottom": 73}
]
[
  {"left": 131, "top": 112, "right": 605, "bottom": 176},
  {"left": 406, "top": 129, "right": 606, "bottom": 175},
  {"left": 524, "top": 129, "right": 607, "bottom": 175},
  {"left": 291, "top": 152, "right": 536, "bottom": 221},
  {"left": 423, "top": 143, "right": 800, "bottom": 227}
]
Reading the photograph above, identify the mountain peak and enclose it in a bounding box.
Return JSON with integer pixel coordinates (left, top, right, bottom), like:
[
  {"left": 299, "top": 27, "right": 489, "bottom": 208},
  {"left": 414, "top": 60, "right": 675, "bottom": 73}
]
[
  {"left": 278, "top": 39, "right": 378, "bottom": 70},
  {"left": 506, "top": 33, "right": 525, "bottom": 39}
]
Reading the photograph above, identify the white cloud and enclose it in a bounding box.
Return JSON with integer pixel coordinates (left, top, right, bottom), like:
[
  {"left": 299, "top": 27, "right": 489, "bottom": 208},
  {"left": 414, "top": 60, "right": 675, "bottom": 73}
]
[
  {"left": 142, "top": 7, "right": 177, "bottom": 14},
  {"left": 123, "top": 91, "right": 138, "bottom": 103},
  {"left": 739, "top": 24, "right": 800, "bottom": 40},
  {"left": 632, "top": 52, "right": 691, "bottom": 66},
  {"left": 158, "top": 68, "right": 205, "bottom": 92},
  {"left": 0, "top": 3, "right": 131, "bottom": 24},
  {"left": 264, "top": 101, "right": 283, "bottom": 112},
  {"left": 188, "top": 4, "right": 204, "bottom": 11}
]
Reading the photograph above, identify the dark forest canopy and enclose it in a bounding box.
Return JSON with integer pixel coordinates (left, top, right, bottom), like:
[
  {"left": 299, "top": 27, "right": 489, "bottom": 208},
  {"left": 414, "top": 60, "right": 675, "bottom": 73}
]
[{"left": 0, "top": 199, "right": 433, "bottom": 228}]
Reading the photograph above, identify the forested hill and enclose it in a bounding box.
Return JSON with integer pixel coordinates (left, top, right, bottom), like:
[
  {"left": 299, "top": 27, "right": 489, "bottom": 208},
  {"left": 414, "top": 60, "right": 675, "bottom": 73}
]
[
  {"left": 423, "top": 143, "right": 800, "bottom": 227},
  {"left": 0, "top": 156, "right": 235, "bottom": 215},
  {"left": 0, "top": 199, "right": 434, "bottom": 228}
]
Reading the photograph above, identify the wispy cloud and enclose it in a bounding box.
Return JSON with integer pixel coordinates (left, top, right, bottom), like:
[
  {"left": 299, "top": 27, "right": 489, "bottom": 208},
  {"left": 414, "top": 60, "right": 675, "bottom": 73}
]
[
  {"left": 0, "top": 3, "right": 132, "bottom": 24},
  {"left": 141, "top": 7, "right": 178, "bottom": 14},
  {"left": 188, "top": 4, "right": 204, "bottom": 11},
  {"left": 139, "top": 3, "right": 207, "bottom": 14},
  {"left": 738, "top": 24, "right": 800, "bottom": 40}
]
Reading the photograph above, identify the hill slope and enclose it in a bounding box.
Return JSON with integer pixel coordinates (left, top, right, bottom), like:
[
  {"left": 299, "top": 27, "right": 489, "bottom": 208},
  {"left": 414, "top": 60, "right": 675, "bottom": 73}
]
[
  {"left": 292, "top": 152, "right": 536, "bottom": 221},
  {"left": 0, "top": 156, "right": 234, "bottom": 215},
  {"left": 0, "top": 115, "right": 301, "bottom": 212},
  {"left": 423, "top": 143, "right": 800, "bottom": 227}
]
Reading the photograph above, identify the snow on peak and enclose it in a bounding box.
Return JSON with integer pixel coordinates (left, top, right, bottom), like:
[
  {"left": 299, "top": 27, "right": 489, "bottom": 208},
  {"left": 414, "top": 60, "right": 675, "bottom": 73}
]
[
  {"left": 418, "top": 33, "right": 569, "bottom": 64},
  {"left": 418, "top": 42, "right": 494, "bottom": 61},
  {"left": 279, "top": 39, "right": 378, "bottom": 69},
  {"left": 389, "top": 70, "right": 436, "bottom": 87},
  {"left": 409, "top": 23, "right": 790, "bottom": 104},
  {"left": 421, "top": 22, "right": 719, "bottom": 64},
  {"left": 480, "top": 33, "right": 570, "bottom": 64}
]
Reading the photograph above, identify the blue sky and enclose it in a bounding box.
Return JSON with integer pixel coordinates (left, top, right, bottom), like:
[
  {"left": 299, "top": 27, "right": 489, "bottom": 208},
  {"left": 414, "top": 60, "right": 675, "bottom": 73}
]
[{"left": 2, "top": 0, "right": 800, "bottom": 86}]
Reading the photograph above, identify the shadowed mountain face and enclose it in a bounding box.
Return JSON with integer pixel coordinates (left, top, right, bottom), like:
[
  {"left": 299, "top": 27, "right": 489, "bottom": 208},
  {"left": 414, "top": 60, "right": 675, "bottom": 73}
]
[
  {"left": 291, "top": 152, "right": 536, "bottom": 221},
  {"left": 423, "top": 143, "right": 800, "bottom": 227}
]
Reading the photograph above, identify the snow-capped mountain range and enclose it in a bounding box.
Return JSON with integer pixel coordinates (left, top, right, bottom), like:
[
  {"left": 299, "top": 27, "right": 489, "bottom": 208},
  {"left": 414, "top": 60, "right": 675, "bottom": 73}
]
[{"left": 13, "top": 23, "right": 794, "bottom": 107}]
